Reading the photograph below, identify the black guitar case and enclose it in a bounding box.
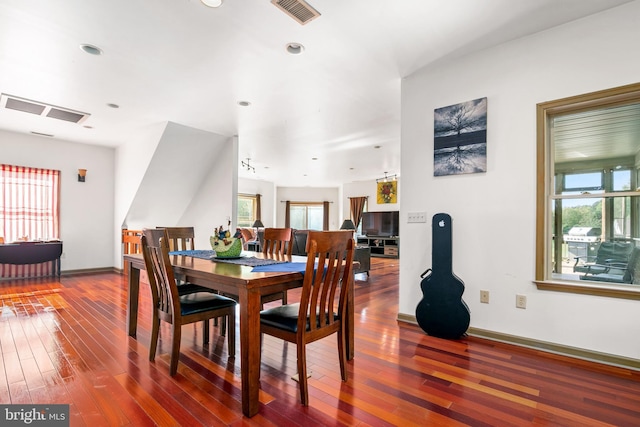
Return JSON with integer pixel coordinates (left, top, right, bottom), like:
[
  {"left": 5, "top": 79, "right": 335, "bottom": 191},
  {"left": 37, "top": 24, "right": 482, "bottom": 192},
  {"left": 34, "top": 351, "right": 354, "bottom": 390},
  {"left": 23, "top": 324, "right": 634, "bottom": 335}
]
[{"left": 416, "top": 213, "right": 470, "bottom": 339}]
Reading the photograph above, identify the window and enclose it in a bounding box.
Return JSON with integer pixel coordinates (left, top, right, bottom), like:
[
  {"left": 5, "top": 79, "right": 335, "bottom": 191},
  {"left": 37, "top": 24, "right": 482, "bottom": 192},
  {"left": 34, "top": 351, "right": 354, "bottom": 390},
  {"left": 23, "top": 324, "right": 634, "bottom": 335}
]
[
  {"left": 237, "top": 194, "right": 257, "bottom": 228},
  {"left": 0, "top": 164, "right": 60, "bottom": 242},
  {"left": 536, "top": 83, "right": 640, "bottom": 298},
  {"left": 289, "top": 203, "right": 324, "bottom": 230}
]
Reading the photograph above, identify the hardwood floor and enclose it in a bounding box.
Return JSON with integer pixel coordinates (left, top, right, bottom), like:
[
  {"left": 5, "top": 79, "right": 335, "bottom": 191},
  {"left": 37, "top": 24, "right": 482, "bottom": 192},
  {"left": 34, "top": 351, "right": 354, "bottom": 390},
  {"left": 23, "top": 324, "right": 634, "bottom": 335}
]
[{"left": 1, "top": 258, "right": 639, "bottom": 426}]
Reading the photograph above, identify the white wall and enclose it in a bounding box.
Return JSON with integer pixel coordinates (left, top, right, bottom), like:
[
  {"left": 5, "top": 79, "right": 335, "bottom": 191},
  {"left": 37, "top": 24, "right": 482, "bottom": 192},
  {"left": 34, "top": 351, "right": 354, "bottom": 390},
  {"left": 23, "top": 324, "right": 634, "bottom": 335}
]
[
  {"left": 238, "top": 178, "right": 276, "bottom": 228},
  {"left": 276, "top": 187, "right": 340, "bottom": 230},
  {"left": 1, "top": 130, "right": 114, "bottom": 270},
  {"left": 400, "top": 2, "right": 640, "bottom": 360},
  {"left": 114, "top": 122, "right": 235, "bottom": 255},
  {"left": 178, "top": 138, "right": 236, "bottom": 250}
]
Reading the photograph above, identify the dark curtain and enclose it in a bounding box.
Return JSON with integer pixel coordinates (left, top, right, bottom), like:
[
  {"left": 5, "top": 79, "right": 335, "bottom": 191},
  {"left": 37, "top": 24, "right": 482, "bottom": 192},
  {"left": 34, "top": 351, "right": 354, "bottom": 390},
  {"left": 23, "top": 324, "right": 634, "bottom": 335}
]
[
  {"left": 256, "top": 194, "right": 261, "bottom": 220},
  {"left": 323, "top": 201, "right": 329, "bottom": 230},
  {"left": 285, "top": 201, "right": 291, "bottom": 228},
  {"left": 349, "top": 196, "right": 367, "bottom": 229}
]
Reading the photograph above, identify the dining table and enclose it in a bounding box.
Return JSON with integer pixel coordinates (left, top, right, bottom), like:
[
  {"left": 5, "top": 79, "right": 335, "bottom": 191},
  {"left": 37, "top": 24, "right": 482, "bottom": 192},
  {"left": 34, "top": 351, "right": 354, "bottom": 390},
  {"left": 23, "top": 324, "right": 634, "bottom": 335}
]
[{"left": 123, "top": 251, "right": 355, "bottom": 418}]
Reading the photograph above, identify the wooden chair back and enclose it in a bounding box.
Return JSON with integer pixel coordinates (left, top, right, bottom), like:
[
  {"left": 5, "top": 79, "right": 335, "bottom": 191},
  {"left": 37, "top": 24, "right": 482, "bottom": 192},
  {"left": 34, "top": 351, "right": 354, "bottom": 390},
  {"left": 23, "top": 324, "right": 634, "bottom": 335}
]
[
  {"left": 141, "top": 229, "right": 178, "bottom": 323},
  {"left": 122, "top": 229, "right": 142, "bottom": 275},
  {"left": 122, "top": 229, "right": 142, "bottom": 254},
  {"left": 159, "top": 227, "right": 195, "bottom": 252},
  {"left": 300, "top": 231, "right": 354, "bottom": 336},
  {"left": 262, "top": 227, "right": 293, "bottom": 256}
]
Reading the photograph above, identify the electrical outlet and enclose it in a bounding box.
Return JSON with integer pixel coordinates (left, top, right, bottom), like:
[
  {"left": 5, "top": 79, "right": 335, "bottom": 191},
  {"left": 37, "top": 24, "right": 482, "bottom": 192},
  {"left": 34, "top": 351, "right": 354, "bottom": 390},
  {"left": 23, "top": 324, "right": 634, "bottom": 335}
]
[
  {"left": 516, "top": 294, "right": 527, "bottom": 309},
  {"left": 407, "top": 212, "right": 427, "bottom": 223},
  {"left": 480, "top": 290, "right": 489, "bottom": 304}
]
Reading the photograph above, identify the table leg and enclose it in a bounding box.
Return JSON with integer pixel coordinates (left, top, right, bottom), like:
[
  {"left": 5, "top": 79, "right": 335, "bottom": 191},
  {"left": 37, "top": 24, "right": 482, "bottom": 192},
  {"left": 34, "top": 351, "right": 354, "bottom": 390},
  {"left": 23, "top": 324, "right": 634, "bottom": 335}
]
[
  {"left": 239, "top": 286, "right": 262, "bottom": 417},
  {"left": 127, "top": 263, "right": 140, "bottom": 337}
]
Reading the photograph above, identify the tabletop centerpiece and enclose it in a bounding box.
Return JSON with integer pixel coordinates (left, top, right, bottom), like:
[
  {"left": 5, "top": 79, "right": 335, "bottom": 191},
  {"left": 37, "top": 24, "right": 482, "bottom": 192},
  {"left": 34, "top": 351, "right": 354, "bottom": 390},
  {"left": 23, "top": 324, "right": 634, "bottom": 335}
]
[{"left": 210, "top": 222, "right": 243, "bottom": 258}]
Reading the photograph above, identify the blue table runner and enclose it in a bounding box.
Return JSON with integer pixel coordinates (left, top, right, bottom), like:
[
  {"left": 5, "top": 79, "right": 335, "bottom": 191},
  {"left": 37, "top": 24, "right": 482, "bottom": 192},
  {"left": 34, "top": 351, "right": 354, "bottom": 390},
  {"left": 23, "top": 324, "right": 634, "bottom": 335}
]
[
  {"left": 169, "top": 250, "right": 287, "bottom": 267},
  {"left": 251, "top": 262, "right": 308, "bottom": 273}
]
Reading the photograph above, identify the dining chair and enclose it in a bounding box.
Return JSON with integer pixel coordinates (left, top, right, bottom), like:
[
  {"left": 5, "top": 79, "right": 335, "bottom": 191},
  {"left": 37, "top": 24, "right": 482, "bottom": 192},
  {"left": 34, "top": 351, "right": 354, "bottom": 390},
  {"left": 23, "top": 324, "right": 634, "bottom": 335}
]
[
  {"left": 122, "top": 229, "right": 142, "bottom": 275},
  {"left": 159, "top": 226, "right": 195, "bottom": 252},
  {"left": 149, "top": 228, "right": 229, "bottom": 330},
  {"left": 221, "top": 227, "right": 293, "bottom": 309},
  {"left": 141, "top": 228, "right": 237, "bottom": 375},
  {"left": 259, "top": 230, "right": 355, "bottom": 405},
  {"left": 260, "top": 227, "right": 293, "bottom": 305}
]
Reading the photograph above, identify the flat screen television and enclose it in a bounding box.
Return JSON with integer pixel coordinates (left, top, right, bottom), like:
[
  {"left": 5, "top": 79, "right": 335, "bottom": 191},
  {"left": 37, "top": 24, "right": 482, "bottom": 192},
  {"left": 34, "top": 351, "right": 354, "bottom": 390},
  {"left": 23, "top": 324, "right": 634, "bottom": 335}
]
[{"left": 361, "top": 211, "right": 399, "bottom": 237}]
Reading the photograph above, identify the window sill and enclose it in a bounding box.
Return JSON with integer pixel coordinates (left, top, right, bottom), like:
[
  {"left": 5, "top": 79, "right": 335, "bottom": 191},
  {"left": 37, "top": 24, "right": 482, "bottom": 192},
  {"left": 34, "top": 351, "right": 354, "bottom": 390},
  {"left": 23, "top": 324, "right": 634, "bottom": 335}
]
[{"left": 534, "top": 279, "right": 640, "bottom": 300}]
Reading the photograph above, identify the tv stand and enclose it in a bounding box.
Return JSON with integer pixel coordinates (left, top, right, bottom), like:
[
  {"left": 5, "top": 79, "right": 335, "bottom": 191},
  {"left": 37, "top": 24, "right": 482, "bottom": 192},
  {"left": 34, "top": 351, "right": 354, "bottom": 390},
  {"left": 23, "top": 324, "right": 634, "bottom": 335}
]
[{"left": 357, "top": 236, "right": 399, "bottom": 258}]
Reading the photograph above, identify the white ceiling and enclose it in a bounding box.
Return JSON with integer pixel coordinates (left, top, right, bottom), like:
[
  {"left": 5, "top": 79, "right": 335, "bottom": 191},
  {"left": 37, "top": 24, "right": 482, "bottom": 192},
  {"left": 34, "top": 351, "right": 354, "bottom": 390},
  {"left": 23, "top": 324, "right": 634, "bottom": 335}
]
[{"left": 0, "top": 0, "right": 633, "bottom": 187}]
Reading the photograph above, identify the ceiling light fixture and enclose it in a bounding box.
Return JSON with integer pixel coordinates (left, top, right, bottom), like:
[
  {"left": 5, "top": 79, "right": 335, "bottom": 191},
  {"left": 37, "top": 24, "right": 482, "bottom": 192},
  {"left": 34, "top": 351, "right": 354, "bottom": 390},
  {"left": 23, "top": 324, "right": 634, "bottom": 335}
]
[
  {"left": 79, "top": 44, "right": 103, "bottom": 55},
  {"left": 286, "top": 42, "right": 305, "bottom": 55},
  {"left": 241, "top": 158, "right": 256, "bottom": 173},
  {"left": 237, "top": 101, "right": 251, "bottom": 107},
  {"left": 201, "top": 0, "right": 224, "bottom": 7},
  {"left": 376, "top": 172, "right": 397, "bottom": 183}
]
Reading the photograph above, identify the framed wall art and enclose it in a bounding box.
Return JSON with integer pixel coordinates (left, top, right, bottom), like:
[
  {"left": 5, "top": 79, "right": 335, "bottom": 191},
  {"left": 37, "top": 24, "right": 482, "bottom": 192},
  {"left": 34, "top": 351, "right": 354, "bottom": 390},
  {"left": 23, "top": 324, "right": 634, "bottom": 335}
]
[
  {"left": 377, "top": 181, "right": 397, "bottom": 204},
  {"left": 433, "top": 97, "right": 487, "bottom": 176}
]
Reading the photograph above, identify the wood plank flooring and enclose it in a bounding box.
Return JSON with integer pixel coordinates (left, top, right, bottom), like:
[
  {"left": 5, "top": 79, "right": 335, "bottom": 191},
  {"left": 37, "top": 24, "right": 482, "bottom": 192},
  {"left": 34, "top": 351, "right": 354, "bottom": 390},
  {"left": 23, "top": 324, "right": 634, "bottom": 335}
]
[{"left": 1, "top": 258, "right": 639, "bottom": 426}]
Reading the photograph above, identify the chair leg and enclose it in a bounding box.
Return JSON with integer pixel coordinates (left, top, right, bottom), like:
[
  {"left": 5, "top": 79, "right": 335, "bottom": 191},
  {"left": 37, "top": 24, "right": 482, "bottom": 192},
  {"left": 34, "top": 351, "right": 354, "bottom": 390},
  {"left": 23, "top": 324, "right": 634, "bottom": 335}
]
[
  {"left": 281, "top": 290, "right": 287, "bottom": 305},
  {"left": 337, "top": 327, "right": 347, "bottom": 381},
  {"left": 296, "top": 343, "right": 309, "bottom": 406},
  {"left": 169, "top": 323, "right": 181, "bottom": 376},
  {"left": 149, "top": 312, "right": 160, "bottom": 361},
  {"left": 203, "top": 319, "right": 210, "bottom": 345}
]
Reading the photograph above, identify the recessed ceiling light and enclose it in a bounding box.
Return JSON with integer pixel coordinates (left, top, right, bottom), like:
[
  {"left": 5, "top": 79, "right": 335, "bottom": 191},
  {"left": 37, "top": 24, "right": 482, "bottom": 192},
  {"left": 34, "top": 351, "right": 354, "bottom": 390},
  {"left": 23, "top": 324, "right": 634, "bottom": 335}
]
[
  {"left": 374, "top": 145, "right": 381, "bottom": 149},
  {"left": 286, "top": 43, "right": 305, "bottom": 55},
  {"left": 237, "top": 101, "right": 251, "bottom": 107},
  {"left": 83, "top": 125, "right": 93, "bottom": 129},
  {"left": 80, "top": 44, "right": 103, "bottom": 56},
  {"left": 107, "top": 103, "right": 119, "bottom": 109},
  {"left": 201, "top": 0, "right": 223, "bottom": 7},
  {"left": 312, "top": 157, "right": 318, "bottom": 160}
]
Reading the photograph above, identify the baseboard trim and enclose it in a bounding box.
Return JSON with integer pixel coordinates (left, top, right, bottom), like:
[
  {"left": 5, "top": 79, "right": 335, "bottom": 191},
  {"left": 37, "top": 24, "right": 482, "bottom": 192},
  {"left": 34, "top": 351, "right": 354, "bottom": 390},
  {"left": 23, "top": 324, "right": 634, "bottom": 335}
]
[
  {"left": 61, "top": 267, "right": 119, "bottom": 276},
  {"left": 397, "top": 313, "right": 640, "bottom": 371}
]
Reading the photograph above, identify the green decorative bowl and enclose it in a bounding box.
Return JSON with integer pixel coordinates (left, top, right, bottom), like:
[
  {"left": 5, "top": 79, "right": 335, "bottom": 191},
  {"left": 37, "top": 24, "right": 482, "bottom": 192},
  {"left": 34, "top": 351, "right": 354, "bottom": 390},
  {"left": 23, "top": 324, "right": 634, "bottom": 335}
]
[{"left": 210, "top": 236, "right": 242, "bottom": 258}]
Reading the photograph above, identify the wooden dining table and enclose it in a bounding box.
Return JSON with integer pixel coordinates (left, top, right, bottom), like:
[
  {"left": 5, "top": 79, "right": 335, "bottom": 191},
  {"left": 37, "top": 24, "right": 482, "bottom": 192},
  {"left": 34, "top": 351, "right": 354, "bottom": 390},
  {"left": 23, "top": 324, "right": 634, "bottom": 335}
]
[{"left": 123, "top": 251, "right": 355, "bottom": 418}]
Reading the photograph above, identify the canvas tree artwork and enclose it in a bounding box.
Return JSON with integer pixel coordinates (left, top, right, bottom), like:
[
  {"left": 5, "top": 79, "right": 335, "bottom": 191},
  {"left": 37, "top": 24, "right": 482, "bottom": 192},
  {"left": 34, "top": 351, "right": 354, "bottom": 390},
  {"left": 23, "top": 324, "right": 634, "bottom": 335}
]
[{"left": 433, "top": 97, "right": 487, "bottom": 176}]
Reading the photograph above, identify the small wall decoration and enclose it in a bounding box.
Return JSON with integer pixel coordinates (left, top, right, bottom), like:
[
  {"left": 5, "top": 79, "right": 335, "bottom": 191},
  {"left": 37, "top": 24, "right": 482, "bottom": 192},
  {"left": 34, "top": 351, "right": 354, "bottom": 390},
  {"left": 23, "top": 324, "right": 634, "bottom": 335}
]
[
  {"left": 377, "top": 181, "right": 397, "bottom": 204},
  {"left": 434, "top": 97, "right": 487, "bottom": 176}
]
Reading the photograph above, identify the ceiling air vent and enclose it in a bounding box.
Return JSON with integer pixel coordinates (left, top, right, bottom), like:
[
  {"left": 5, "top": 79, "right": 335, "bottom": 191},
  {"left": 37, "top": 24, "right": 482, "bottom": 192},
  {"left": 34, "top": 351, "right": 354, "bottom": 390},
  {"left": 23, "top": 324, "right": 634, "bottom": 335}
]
[
  {"left": 271, "top": 0, "right": 320, "bottom": 25},
  {"left": 0, "top": 94, "right": 90, "bottom": 124}
]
